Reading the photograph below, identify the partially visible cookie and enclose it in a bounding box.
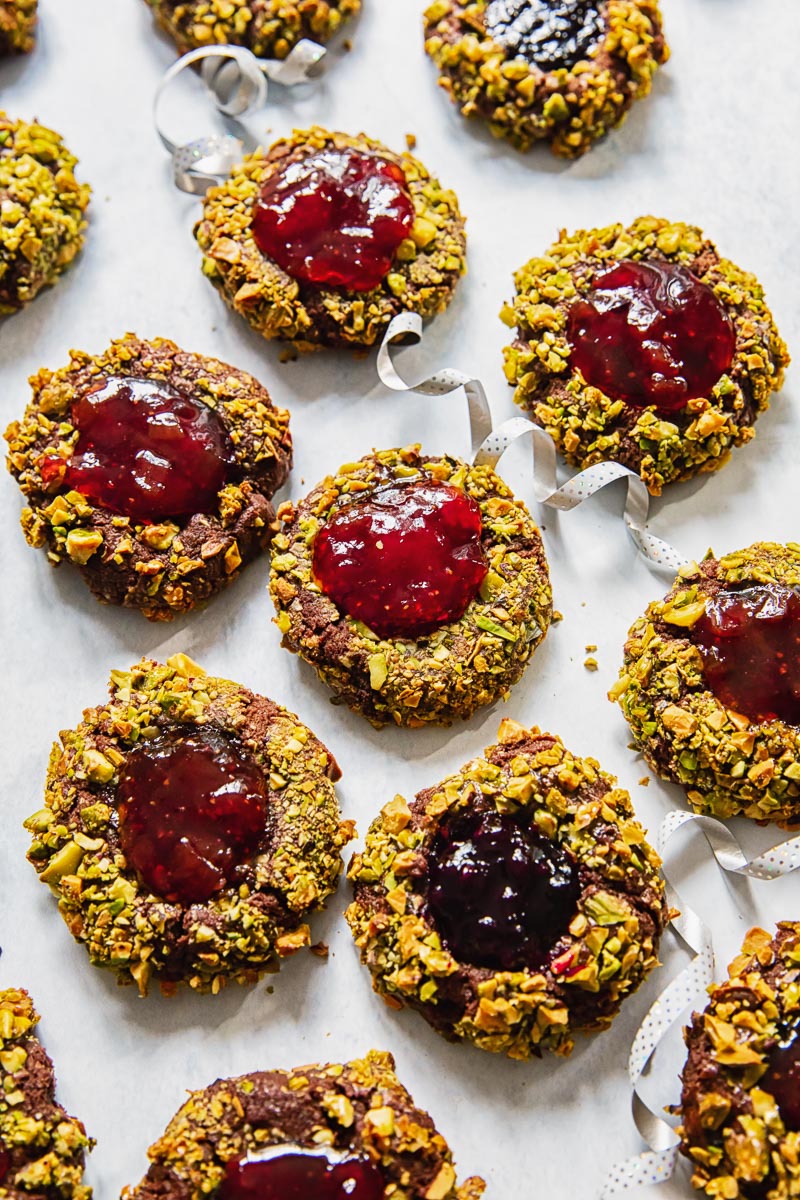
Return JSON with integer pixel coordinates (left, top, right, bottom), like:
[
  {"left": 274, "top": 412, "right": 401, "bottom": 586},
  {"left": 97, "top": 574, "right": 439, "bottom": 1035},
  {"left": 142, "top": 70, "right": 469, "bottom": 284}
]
[
  {"left": 0, "top": 989, "right": 93, "bottom": 1199},
  {"left": 0, "top": 0, "right": 36, "bottom": 54},
  {"left": 144, "top": 0, "right": 360, "bottom": 59}
]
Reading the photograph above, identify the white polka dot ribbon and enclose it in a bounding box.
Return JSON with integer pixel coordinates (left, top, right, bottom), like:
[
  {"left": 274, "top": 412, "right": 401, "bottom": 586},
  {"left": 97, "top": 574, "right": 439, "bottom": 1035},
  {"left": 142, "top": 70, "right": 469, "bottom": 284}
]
[{"left": 154, "top": 41, "right": 325, "bottom": 195}]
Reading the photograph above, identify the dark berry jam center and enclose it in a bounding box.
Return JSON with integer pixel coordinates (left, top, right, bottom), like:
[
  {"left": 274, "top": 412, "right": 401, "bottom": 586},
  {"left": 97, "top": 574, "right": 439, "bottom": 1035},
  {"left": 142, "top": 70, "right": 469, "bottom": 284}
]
[
  {"left": 761, "top": 1026, "right": 800, "bottom": 1131},
  {"left": 40, "top": 376, "right": 235, "bottom": 523},
  {"left": 218, "top": 1148, "right": 384, "bottom": 1200},
  {"left": 251, "top": 148, "right": 415, "bottom": 292},
  {"left": 0, "top": 1147, "right": 9, "bottom": 1183},
  {"left": 426, "top": 808, "right": 580, "bottom": 971},
  {"left": 691, "top": 584, "right": 800, "bottom": 726},
  {"left": 567, "top": 260, "right": 736, "bottom": 413},
  {"left": 118, "top": 727, "right": 269, "bottom": 905},
  {"left": 485, "top": 0, "right": 605, "bottom": 71},
  {"left": 311, "top": 478, "right": 488, "bottom": 641}
]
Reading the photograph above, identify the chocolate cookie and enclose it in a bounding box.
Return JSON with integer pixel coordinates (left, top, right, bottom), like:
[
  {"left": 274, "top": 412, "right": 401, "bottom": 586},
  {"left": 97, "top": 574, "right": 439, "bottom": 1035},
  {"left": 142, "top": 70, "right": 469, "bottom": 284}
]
[
  {"left": 0, "top": 0, "right": 36, "bottom": 53},
  {"left": 144, "top": 0, "right": 360, "bottom": 59},
  {"left": 195, "top": 127, "right": 467, "bottom": 350},
  {"left": 122, "top": 1050, "right": 484, "bottom": 1200},
  {"left": 0, "top": 989, "right": 93, "bottom": 1199},
  {"left": 5, "top": 335, "right": 292, "bottom": 620},
  {"left": 269, "top": 446, "right": 552, "bottom": 727},
  {"left": 25, "top": 656, "right": 353, "bottom": 995},
  {"left": 347, "top": 719, "right": 668, "bottom": 1058},
  {"left": 611, "top": 543, "right": 800, "bottom": 824},
  {"left": 0, "top": 114, "right": 89, "bottom": 313},
  {"left": 502, "top": 216, "right": 789, "bottom": 494},
  {"left": 424, "top": 0, "right": 667, "bottom": 157},
  {"left": 678, "top": 924, "right": 800, "bottom": 1199}
]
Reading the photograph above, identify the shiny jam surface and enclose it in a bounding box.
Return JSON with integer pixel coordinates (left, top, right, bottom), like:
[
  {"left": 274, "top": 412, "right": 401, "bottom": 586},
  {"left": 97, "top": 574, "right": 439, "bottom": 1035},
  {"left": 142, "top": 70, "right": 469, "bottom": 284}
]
[
  {"left": 566, "top": 260, "right": 736, "bottom": 413},
  {"left": 761, "top": 1027, "right": 800, "bottom": 1131},
  {"left": 117, "top": 727, "right": 269, "bottom": 905},
  {"left": 691, "top": 584, "right": 800, "bottom": 726},
  {"left": 427, "top": 809, "right": 580, "bottom": 971},
  {"left": 485, "top": 0, "right": 605, "bottom": 71},
  {"left": 218, "top": 1149, "right": 385, "bottom": 1200},
  {"left": 251, "top": 148, "right": 415, "bottom": 292},
  {"left": 40, "top": 376, "right": 234, "bottom": 523},
  {"left": 311, "top": 479, "right": 488, "bottom": 640}
]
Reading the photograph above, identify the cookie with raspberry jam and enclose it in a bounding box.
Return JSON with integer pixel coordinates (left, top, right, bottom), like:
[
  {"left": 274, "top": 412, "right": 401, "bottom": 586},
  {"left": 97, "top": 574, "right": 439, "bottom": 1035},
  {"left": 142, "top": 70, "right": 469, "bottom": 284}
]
[
  {"left": 612, "top": 542, "right": 800, "bottom": 824},
  {"left": 24, "top": 656, "right": 353, "bottom": 995},
  {"left": 5, "top": 335, "right": 292, "bottom": 619},
  {"left": 143, "top": 0, "right": 360, "bottom": 59},
  {"left": 347, "top": 720, "right": 667, "bottom": 1058},
  {"left": 0, "top": 0, "right": 36, "bottom": 53},
  {"left": 195, "top": 127, "right": 467, "bottom": 350}
]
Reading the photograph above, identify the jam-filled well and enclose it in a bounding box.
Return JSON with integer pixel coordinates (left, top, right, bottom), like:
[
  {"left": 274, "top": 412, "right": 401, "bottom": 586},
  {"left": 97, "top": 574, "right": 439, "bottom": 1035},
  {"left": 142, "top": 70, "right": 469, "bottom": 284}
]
[
  {"left": 218, "top": 1147, "right": 385, "bottom": 1200},
  {"left": 761, "top": 1026, "right": 800, "bottom": 1131},
  {"left": 485, "top": 0, "right": 605, "bottom": 72},
  {"left": 40, "top": 376, "right": 235, "bottom": 522},
  {"left": 312, "top": 478, "right": 488, "bottom": 640},
  {"left": 251, "top": 147, "right": 415, "bottom": 292},
  {"left": 0, "top": 1147, "right": 9, "bottom": 1183},
  {"left": 691, "top": 584, "right": 800, "bottom": 726},
  {"left": 426, "top": 808, "right": 580, "bottom": 971},
  {"left": 567, "top": 260, "right": 736, "bottom": 413},
  {"left": 118, "top": 727, "right": 269, "bottom": 905}
]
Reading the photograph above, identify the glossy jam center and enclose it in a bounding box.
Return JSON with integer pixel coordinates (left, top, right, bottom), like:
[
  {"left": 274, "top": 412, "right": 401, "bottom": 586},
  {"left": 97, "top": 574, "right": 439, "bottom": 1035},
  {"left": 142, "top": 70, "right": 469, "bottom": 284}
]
[
  {"left": 218, "top": 1149, "right": 385, "bottom": 1200},
  {"left": 118, "top": 727, "right": 269, "bottom": 905},
  {"left": 761, "top": 1027, "right": 800, "bottom": 1131},
  {"left": 40, "top": 376, "right": 234, "bottom": 522},
  {"left": 691, "top": 584, "right": 800, "bottom": 726},
  {"left": 251, "top": 148, "right": 415, "bottom": 292},
  {"left": 427, "top": 809, "right": 580, "bottom": 971},
  {"left": 567, "top": 260, "right": 736, "bottom": 413},
  {"left": 485, "top": 0, "right": 605, "bottom": 71},
  {"left": 311, "top": 479, "right": 488, "bottom": 640}
]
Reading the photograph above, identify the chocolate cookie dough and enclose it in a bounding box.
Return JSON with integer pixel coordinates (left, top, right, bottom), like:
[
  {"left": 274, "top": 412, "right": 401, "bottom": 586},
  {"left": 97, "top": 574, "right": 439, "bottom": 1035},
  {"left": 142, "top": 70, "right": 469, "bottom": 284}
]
[
  {"left": 0, "top": 989, "right": 93, "bottom": 1199},
  {"left": 25, "top": 656, "right": 353, "bottom": 995},
  {"left": 424, "top": 0, "right": 667, "bottom": 157},
  {"left": 678, "top": 924, "right": 800, "bottom": 1199},
  {"left": 611, "top": 543, "right": 800, "bottom": 824},
  {"left": 269, "top": 446, "right": 552, "bottom": 727},
  {"left": 195, "top": 127, "right": 467, "bottom": 350},
  {"left": 122, "top": 1050, "right": 484, "bottom": 1200},
  {"left": 502, "top": 217, "right": 789, "bottom": 494},
  {"left": 0, "top": 0, "right": 36, "bottom": 53},
  {"left": 5, "top": 335, "right": 292, "bottom": 619},
  {"left": 347, "top": 720, "right": 668, "bottom": 1058},
  {"left": 0, "top": 114, "right": 89, "bottom": 313},
  {"left": 144, "top": 0, "right": 360, "bottom": 59}
]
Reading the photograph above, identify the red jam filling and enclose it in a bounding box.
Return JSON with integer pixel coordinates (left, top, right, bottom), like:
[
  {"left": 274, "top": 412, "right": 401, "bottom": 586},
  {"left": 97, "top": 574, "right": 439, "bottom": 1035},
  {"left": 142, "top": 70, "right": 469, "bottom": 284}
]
[
  {"left": 566, "top": 259, "right": 736, "bottom": 413},
  {"left": 40, "top": 376, "right": 235, "bottom": 523},
  {"left": 311, "top": 479, "right": 488, "bottom": 640},
  {"left": 426, "top": 809, "right": 580, "bottom": 971},
  {"left": 761, "top": 1027, "right": 800, "bottom": 1131},
  {"left": 118, "top": 727, "right": 269, "bottom": 905},
  {"left": 251, "top": 148, "right": 415, "bottom": 292},
  {"left": 485, "top": 0, "right": 605, "bottom": 72},
  {"left": 0, "top": 1147, "right": 9, "bottom": 1183},
  {"left": 218, "top": 1148, "right": 385, "bottom": 1200},
  {"left": 691, "top": 584, "right": 800, "bottom": 725}
]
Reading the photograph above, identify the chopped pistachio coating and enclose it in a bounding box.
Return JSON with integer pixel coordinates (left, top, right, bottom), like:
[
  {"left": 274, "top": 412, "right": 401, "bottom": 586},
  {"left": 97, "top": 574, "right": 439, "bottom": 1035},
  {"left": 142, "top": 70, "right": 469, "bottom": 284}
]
[
  {"left": 678, "top": 924, "right": 800, "bottom": 1199},
  {"left": 269, "top": 446, "right": 552, "bottom": 727},
  {"left": 24, "top": 656, "right": 353, "bottom": 996},
  {"left": 347, "top": 720, "right": 668, "bottom": 1058},
  {"left": 195, "top": 127, "right": 467, "bottom": 350},
  {"left": 0, "top": 989, "right": 93, "bottom": 1200},
  {"left": 4, "top": 335, "right": 292, "bottom": 620},
  {"left": 0, "top": 0, "right": 36, "bottom": 54},
  {"left": 122, "top": 1049, "right": 484, "bottom": 1200},
  {"left": 0, "top": 113, "right": 89, "bottom": 314},
  {"left": 502, "top": 216, "right": 790, "bottom": 494},
  {"left": 423, "top": 0, "right": 668, "bottom": 158},
  {"left": 611, "top": 543, "right": 800, "bottom": 824},
  {"left": 143, "top": 0, "right": 360, "bottom": 59}
]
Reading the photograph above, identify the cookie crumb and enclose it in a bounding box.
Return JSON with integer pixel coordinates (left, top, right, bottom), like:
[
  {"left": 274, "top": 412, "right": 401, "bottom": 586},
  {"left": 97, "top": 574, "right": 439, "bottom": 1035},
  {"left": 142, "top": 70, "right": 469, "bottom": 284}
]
[{"left": 584, "top": 657, "right": 598, "bottom": 671}]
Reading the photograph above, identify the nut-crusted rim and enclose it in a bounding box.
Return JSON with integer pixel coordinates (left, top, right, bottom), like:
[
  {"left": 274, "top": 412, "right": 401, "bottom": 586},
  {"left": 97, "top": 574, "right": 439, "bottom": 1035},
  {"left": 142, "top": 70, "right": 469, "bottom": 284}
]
[
  {"left": 611, "top": 542, "right": 800, "bottom": 824},
  {"left": 269, "top": 446, "right": 552, "bottom": 727},
  {"left": 502, "top": 216, "right": 790, "bottom": 494},
  {"left": 24, "top": 656, "right": 353, "bottom": 996},
  {"left": 143, "top": 0, "right": 360, "bottom": 60},
  {"left": 0, "top": 0, "right": 37, "bottom": 54},
  {"left": 4, "top": 334, "right": 292, "bottom": 619},
  {"left": 423, "top": 0, "right": 668, "bottom": 157},
  {"left": 195, "top": 127, "right": 467, "bottom": 349},
  {"left": 121, "top": 1049, "right": 485, "bottom": 1200},
  {"left": 678, "top": 923, "right": 800, "bottom": 1198},
  {"left": 346, "top": 720, "right": 668, "bottom": 1059}
]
